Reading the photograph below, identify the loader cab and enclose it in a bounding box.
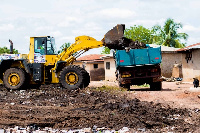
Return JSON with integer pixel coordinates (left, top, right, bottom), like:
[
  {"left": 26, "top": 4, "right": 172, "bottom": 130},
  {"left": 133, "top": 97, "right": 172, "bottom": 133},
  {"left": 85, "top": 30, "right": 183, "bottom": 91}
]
[
  {"left": 34, "top": 36, "right": 57, "bottom": 55},
  {"left": 29, "top": 36, "right": 57, "bottom": 65}
]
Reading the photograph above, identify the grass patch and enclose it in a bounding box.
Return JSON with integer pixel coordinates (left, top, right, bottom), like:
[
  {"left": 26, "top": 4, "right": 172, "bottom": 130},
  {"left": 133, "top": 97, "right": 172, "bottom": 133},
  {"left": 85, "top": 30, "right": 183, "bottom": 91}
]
[
  {"left": 91, "top": 85, "right": 127, "bottom": 92},
  {"left": 132, "top": 83, "right": 150, "bottom": 88}
]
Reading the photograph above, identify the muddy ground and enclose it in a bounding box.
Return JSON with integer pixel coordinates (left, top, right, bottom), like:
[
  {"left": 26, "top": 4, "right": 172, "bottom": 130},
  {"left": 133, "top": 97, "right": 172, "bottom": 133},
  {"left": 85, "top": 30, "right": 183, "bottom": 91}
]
[{"left": 0, "top": 82, "right": 200, "bottom": 132}]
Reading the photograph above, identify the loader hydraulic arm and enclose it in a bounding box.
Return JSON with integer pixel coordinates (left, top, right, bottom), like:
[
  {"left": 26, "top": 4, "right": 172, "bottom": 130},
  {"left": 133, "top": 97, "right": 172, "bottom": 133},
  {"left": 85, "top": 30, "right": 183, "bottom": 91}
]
[
  {"left": 56, "top": 36, "right": 104, "bottom": 65},
  {"left": 53, "top": 24, "right": 125, "bottom": 71}
]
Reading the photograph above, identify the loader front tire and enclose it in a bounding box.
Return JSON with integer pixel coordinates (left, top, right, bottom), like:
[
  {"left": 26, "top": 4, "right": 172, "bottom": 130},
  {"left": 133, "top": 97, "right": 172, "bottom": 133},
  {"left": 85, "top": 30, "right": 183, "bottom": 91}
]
[
  {"left": 59, "top": 65, "right": 89, "bottom": 90},
  {"left": 3, "top": 68, "right": 26, "bottom": 90},
  {"left": 82, "top": 69, "right": 90, "bottom": 88}
]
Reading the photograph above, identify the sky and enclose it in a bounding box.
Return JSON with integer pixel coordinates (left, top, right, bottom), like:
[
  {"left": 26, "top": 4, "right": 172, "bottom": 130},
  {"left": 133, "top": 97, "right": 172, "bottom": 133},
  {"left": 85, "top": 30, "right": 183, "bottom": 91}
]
[{"left": 0, "top": 0, "right": 200, "bottom": 55}]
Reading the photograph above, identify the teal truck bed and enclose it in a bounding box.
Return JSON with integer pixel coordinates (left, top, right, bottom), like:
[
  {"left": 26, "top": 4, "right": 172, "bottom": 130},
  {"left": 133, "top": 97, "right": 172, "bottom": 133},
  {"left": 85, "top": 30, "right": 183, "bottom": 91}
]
[
  {"left": 114, "top": 46, "right": 162, "bottom": 91},
  {"left": 115, "top": 46, "right": 161, "bottom": 67}
]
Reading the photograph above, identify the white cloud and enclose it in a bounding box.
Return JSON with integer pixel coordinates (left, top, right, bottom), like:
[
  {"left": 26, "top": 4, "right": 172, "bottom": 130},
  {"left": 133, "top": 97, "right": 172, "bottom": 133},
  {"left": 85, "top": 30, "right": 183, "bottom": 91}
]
[
  {"left": 187, "top": 37, "right": 200, "bottom": 45},
  {"left": 0, "top": 24, "right": 14, "bottom": 31},
  {"left": 182, "top": 25, "right": 200, "bottom": 32},
  {"left": 127, "top": 19, "right": 166, "bottom": 28},
  {"left": 0, "top": 0, "right": 200, "bottom": 54},
  {"left": 49, "top": 31, "right": 63, "bottom": 37},
  {"left": 35, "top": 26, "right": 53, "bottom": 32},
  {"left": 58, "top": 36, "right": 76, "bottom": 44},
  {"left": 72, "top": 22, "right": 103, "bottom": 37},
  {"left": 58, "top": 16, "right": 83, "bottom": 27},
  {"left": 189, "top": 0, "right": 200, "bottom": 8},
  {"left": 99, "top": 8, "right": 136, "bottom": 19}
]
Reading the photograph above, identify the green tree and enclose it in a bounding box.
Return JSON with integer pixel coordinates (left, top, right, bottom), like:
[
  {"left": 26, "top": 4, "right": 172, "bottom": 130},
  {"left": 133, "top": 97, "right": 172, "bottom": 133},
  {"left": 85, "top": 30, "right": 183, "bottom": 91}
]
[
  {"left": 58, "top": 42, "right": 71, "bottom": 54},
  {"left": 0, "top": 47, "right": 19, "bottom": 54},
  {"left": 124, "top": 25, "right": 154, "bottom": 44},
  {"left": 152, "top": 18, "right": 188, "bottom": 48},
  {"left": 101, "top": 46, "right": 110, "bottom": 54}
]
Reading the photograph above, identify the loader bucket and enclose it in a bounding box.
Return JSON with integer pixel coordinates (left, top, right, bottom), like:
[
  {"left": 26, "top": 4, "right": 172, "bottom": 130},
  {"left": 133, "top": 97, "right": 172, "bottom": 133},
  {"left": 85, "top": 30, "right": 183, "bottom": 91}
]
[{"left": 103, "top": 24, "right": 125, "bottom": 49}]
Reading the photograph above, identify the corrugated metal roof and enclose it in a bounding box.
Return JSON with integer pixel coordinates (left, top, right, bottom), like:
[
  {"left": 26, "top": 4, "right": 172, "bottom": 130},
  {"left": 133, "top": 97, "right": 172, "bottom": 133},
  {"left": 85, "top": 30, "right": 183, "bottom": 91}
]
[
  {"left": 149, "top": 44, "right": 179, "bottom": 51},
  {"left": 177, "top": 43, "right": 200, "bottom": 51},
  {"left": 76, "top": 54, "right": 104, "bottom": 61}
]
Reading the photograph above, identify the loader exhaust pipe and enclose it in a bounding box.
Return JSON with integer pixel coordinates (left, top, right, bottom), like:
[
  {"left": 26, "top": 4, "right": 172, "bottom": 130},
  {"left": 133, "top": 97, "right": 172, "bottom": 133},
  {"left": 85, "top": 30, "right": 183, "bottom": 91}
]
[{"left": 9, "top": 39, "right": 13, "bottom": 54}]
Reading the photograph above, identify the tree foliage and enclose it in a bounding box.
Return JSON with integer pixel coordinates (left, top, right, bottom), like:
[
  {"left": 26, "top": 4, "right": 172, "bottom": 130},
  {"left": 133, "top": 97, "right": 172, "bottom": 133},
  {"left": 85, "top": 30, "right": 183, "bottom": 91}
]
[
  {"left": 101, "top": 46, "right": 110, "bottom": 54},
  {"left": 0, "top": 47, "right": 19, "bottom": 54},
  {"left": 124, "top": 25, "right": 154, "bottom": 44},
  {"left": 58, "top": 42, "right": 71, "bottom": 54},
  {"left": 101, "top": 18, "right": 188, "bottom": 54},
  {"left": 152, "top": 18, "right": 188, "bottom": 48}
]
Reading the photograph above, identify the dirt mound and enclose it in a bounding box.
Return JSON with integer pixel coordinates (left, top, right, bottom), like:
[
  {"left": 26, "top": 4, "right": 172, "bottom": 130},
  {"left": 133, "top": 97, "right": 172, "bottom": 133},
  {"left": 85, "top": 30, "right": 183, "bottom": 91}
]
[{"left": 0, "top": 84, "right": 200, "bottom": 132}]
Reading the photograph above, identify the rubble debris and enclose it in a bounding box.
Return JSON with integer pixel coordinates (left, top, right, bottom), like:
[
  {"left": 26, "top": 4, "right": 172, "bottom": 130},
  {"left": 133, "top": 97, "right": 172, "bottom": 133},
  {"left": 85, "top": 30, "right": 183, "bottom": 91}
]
[
  {"left": 184, "top": 90, "right": 190, "bottom": 94},
  {"left": 162, "top": 76, "right": 183, "bottom": 82},
  {"left": 0, "top": 84, "right": 199, "bottom": 132},
  {"left": 0, "top": 126, "right": 138, "bottom": 133}
]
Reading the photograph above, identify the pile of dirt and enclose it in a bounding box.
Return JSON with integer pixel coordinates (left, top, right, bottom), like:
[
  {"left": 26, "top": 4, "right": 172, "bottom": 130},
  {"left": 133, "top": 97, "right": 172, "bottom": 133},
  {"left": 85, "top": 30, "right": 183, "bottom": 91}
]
[{"left": 0, "top": 84, "right": 200, "bottom": 132}]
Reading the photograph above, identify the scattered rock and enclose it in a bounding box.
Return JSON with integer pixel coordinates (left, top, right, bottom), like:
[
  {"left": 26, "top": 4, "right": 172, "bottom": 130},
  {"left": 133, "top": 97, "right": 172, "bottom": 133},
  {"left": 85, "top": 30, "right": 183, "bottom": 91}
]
[{"left": 184, "top": 90, "right": 190, "bottom": 94}]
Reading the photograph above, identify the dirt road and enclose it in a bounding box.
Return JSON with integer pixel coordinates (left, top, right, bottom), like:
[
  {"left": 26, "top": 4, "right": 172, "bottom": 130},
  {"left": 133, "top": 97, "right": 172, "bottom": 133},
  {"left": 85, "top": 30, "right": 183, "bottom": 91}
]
[
  {"left": 0, "top": 81, "right": 200, "bottom": 132},
  {"left": 89, "top": 81, "right": 200, "bottom": 109}
]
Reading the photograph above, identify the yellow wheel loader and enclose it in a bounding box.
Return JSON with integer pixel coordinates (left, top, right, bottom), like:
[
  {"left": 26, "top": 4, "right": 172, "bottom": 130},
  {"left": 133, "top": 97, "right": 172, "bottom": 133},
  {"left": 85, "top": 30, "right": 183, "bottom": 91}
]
[{"left": 0, "top": 24, "right": 125, "bottom": 90}]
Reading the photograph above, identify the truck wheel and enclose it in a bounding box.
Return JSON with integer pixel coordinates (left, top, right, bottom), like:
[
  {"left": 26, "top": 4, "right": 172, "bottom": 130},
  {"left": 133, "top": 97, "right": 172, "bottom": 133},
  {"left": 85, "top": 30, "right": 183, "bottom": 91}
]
[
  {"left": 59, "top": 65, "right": 89, "bottom": 90},
  {"left": 150, "top": 82, "right": 162, "bottom": 91},
  {"left": 118, "top": 74, "right": 130, "bottom": 90},
  {"left": 3, "top": 68, "right": 26, "bottom": 90}
]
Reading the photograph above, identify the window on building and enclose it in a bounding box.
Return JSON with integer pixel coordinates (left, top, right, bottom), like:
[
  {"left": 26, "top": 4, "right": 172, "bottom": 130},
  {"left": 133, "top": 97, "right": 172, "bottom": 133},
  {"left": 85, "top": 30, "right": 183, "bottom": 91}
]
[
  {"left": 93, "top": 64, "right": 98, "bottom": 69},
  {"left": 106, "top": 62, "right": 110, "bottom": 69}
]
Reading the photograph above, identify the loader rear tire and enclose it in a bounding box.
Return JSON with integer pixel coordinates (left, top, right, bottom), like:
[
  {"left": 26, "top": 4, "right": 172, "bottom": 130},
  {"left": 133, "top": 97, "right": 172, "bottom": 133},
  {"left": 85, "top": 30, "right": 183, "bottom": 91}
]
[
  {"left": 59, "top": 65, "right": 90, "bottom": 90},
  {"left": 3, "top": 68, "right": 26, "bottom": 90}
]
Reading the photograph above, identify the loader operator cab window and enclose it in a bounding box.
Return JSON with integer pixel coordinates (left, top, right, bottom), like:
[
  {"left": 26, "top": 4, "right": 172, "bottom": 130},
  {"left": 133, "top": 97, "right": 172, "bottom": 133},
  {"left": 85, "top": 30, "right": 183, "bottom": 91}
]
[
  {"left": 34, "top": 38, "right": 46, "bottom": 55},
  {"left": 47, "top": 37, "right": 57, "bottom": 55},
  {"left": 34, "top": 37, "right": 57, "bottom": 55}
]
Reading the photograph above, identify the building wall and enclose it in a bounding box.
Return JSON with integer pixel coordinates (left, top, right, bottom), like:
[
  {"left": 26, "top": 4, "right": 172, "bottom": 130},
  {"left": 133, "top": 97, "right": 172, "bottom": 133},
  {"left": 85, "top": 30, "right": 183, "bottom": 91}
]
[
  {"left": 73, "top": 61, "right": 105, "bottom": 81},
  {"left": 73, "top": 62, "right": 82, "bottom": 67},
  {"left": 161, "top": 52, "right": 182, "bottom": 78},
  {"left": 104, "top": 58, "right": 116, "bottom": 81},
  {"left": 182, "top": 49, "right": 200, "bottom": 82}
]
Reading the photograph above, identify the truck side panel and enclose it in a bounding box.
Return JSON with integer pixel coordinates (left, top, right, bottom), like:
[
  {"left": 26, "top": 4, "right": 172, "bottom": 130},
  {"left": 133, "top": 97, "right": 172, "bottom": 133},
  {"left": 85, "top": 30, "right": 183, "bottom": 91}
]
[
  {"left": 115, "top": 47, "right": 161, "bottom": 67},
  {"left": 148, "top": 47, "right": 162, "bottom": 64}
]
